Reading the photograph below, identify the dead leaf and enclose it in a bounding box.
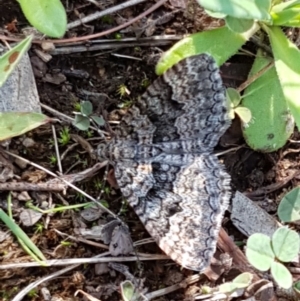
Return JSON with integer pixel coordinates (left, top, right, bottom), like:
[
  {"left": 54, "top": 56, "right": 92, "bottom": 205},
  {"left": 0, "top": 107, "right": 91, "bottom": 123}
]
[
  {"left": 21, "top": 170, "right": 47, "bottom": 183},
  {"left": 109, "top": 224, "right": 133, "bottom": 256},
  {"left": 20, "top": 209, "right": 42, "bottom": 226}
]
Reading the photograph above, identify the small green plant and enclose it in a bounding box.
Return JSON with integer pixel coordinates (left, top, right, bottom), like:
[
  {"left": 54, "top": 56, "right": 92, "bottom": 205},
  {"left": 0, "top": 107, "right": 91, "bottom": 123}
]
[
  {"left": 60, "top": 241, "right": 72, "bottom": 247},
  {"left": 27, "top": 288, "right": 38, "bottom": 298},
  {"left": 226, "top": 87, "right": 252, "bottom": 124},
  {"left": 1, "top": 287, "right": 19, "bottom": 301},
  {"left": 117, "top": 84, "right": 130, "bottom": 98},
  {"left": 34, "top": 222, "right": 44, "bottom": 233},
  {"left": 114, "top": 33, "right": 122, "bottom": 40},
  {"left": 118, "top": 99, "right": 133, "bottom": 109},
  {"left": 156, "top": 0, "right": 300, "bottom": 152},
  {"left": 58, "top": 126, "right": 71, "bottom": 146},
  {"left": 103, "top": 186, "right": 111, "bottom": 195},
  {"left": 73, "top": 101, "right": 105, "bottom": 131},
  {"left": 48, "top": 154, "right": 57, "bottom": 165},
  {"left": 85, "top": 130, "right": 94, "bottom": 138},
  {"left": 74, "top": 101, "right": 81, "bottom": 112},
  {"left": 93, "top": 179, "right": 103, "bottom": 190},
  {"left": 48, "top": 138, "right": 55, "bottom": 146},
  {"left": 75, "top": 192, "right": 86, "bottom": 202},
  {"left": 246, "top": 227, "right": 299, "bottom": 289},
  {"left": 119, "top": 199, "right": 129, "bottom": 215},
  {"left": 141, "top": 78, "right": 150, "bottom": 88},
  {"left": 101, "top": 15, "right": 113, "bottom": 24}
]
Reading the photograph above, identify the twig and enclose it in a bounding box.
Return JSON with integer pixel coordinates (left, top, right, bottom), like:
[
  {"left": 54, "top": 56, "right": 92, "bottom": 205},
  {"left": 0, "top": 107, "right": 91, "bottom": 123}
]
[
  {"left": 111, "top": 53, "right": 142, "bottom": 60},
  {"left": 0, "top": 158, "right": 106, "bottom": 192},
  {"left": 12, "top": 263, "right": 82, "bottom": 301},
  {"left": 0, "top": 254, "right": 169, "bottom": 269},
  {"left": 51, "top": 125, "right": 63, "bottom": 173},
  {"left": 48, "top": 39, "right": 177, "bottom": 55},
  {"left": 217, "top": 227, "right": 260, "bottom": 282},
  {"left": 215, "top": 145, "right": 245, "bottom": 157},
  {"left": 236, "top": 61, "right": 274, "bottom": 93},
  {"left": 0, "top": 181, "right": 67, "bottom": 192},
  {"left": 244, "top": 170, "right": 300, "bottom": 198},
  {"left": 67, "top": 0, "right": 148, "bottom": 30},
  {"left": 1, "top": 150, "right": 117, "bottom": 217},
  {"left": 0, "top": 0, "right": 168, "bottom": 44}
]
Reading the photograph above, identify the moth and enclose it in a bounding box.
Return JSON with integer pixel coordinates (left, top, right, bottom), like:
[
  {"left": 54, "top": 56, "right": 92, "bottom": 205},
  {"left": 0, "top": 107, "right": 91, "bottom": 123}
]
[{"left": 98, "top": 54, "right": 231, "bottom": 271}]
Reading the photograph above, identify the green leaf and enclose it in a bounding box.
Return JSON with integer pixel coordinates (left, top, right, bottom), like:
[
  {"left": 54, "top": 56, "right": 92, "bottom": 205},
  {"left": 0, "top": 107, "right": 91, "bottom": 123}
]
[
  {"left": 0, "top": 208, "right": 47, "bottom": 264},
  {"left": 120, "top": 280, "right": 139, "bottom": 301},
  {"left": 73, "top": 114, "right": 90, "bottom": 131},
  {"left": 246, "top": 233, "right": 274, "bottom": 271},
  {"left": 156, "top": 24, "right": 259, "bottom": 75},
  {"left": 225, "top": 16, "right": 255, "bottom": 33},
  {"left": 80, "top": 101, "right": 93, "bottom": 116},
  {"left": 91, "top": 115, "right": 105, "bottom": 126},
  {"left": 278, "top": 187, "right": 300, "bottom": 222},
  {"left": 227, "top": 87, "right": 241, "bottom": 120},
  {"left": 219, "top": 272, "right": 253, "bottom": 293},
  {"left": 234, "top": 106, "right": 252, "bottom": 124},
  {"left": 271, "top": 6, "right": 300, "bottom": 27},
  {"left": 272, "top": 0, "right": 300, "bottom": 12},
  {"left": 17, "top": 0, "right": 66, "bottom": 38},
  {"left": 272, "top": 227, "right": 300, "bottom": 262},
  {"left": 242, "top": 49, "right": 293, "bottom": 152},
  {"left": 271, "top": 261, "right": 293, "bottom": 289},
  {"left": 197, "top": 0, "right": 271, "bottom": 21},
  {"left": 293, "top": 280, "right": 300, "bottom": 293},
  {"left": 264, "top": 25, "right": 300, "bottom": 131},
  {"left": 0, "top": 35, "right": 32, "bottom": 87},
  {"left": 0, "top": 112, "right": 51, "bottom": 141},
  {"left": 227, "top": 87, "right": 241, "bottom": 107}
]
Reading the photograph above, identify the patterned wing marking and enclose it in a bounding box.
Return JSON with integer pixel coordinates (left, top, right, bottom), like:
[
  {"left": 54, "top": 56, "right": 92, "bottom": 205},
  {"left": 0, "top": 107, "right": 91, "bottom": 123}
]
[
  {"left": 115, "top": 153, "right": 231, "bottom": 272},
  {"left": 136, "top": 54, "right": 231, "bottom": 149},
  {"left": 113, "top": 54, "right": 230, "bottom": 149}
]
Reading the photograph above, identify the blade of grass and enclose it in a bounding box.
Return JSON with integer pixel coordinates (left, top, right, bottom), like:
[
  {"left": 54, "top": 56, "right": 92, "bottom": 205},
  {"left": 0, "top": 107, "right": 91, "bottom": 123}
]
[
  {"left": 0, "top": 193, "right": 47, "bottom": 265},
  {"left": 26, "top": 201, "right": 95, "bottom": 214}
]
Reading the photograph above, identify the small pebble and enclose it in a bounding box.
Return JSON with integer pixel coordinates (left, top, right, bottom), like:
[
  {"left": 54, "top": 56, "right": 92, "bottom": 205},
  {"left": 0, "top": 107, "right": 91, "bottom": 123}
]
[{"left": 22, "top": 137, "right": 35, "bottom": 148}]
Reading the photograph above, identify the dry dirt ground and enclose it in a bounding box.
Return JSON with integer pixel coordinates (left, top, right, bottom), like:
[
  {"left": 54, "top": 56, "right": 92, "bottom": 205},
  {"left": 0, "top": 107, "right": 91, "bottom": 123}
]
[{"left": 1, "top": 1, "right": 300, "bottom": 300}]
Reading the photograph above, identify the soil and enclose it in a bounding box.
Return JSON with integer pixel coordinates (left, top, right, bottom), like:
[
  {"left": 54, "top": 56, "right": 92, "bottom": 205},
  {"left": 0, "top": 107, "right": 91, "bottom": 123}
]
[{"left": 1, "top": 1, "right": 300, "bottom": 301}]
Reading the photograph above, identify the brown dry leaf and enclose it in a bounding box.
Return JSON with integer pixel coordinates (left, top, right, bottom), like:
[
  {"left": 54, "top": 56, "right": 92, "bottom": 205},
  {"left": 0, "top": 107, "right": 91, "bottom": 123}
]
[
  {"left": 71, "top": 134, "right": 96, "bottom": 160},
  {"left": 5, "top": 18, "right": 18, "bottom": 32},
  {"left": 107, "top": 168, "right": 119, "bottom": 189},
  {"left": 21, "top": 169, "right": 47, "bottom": 183}
]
